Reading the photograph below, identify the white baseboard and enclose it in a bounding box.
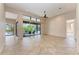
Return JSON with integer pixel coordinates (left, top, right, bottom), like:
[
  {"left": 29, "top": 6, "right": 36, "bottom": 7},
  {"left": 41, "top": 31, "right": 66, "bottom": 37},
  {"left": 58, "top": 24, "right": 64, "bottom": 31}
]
[{"left": 44, "top": 34, "right": 66, "bottom": 38}]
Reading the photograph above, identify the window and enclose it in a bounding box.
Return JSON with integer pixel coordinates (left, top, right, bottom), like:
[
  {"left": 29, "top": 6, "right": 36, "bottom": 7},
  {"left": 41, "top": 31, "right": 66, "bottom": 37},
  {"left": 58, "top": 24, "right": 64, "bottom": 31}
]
[
  {"left": 5, "top": 24, "right": 14, "bottom": 36},
  {"left": 31, "top": 17, "right": 36, "bottom": 22},
  {"left": 23, "top": 16, "right": 30, "bottom": 21},
  {"left": 37, "top": 19, "right": 40, "bottom": 22},
  {"left": 23, "top": 16, "right": 41, "bottom": 37},
  {"left": 23, "top": 23, "right": 41, "bottom": 37}
]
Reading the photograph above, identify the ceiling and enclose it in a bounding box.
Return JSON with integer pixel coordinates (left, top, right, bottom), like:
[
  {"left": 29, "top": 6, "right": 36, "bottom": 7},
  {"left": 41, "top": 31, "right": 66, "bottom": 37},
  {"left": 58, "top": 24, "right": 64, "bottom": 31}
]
[
  {"left": 5, "top": 12, "right": 18, "bottom": 19},
  {"left": 5, "top": 3, "right": 76, "bottom": 18}
]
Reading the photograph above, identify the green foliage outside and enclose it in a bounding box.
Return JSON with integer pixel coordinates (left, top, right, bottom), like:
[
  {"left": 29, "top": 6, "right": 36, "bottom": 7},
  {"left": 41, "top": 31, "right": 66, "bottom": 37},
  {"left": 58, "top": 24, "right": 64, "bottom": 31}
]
[
  {"left": 5, "top": 24, "right": 14, "bottom": 32},
  {"left": 23, "top": 24, "right": 36, "bottom": 33}
]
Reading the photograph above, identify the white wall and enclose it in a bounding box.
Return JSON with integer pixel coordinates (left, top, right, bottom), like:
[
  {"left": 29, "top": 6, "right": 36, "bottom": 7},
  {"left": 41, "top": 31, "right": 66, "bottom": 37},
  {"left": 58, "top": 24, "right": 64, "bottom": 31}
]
[
  {"left": 46, "top": 11, "right": 76, "bottom": 38},
  {"left": 76, "top": 4, "right": 79, "bottom": 40},
  {"left": 46, "top": 15, "right": 66, "bottom": 37},
  {"left": 76, "top": 4, "right": 79, "bottom": 52}
]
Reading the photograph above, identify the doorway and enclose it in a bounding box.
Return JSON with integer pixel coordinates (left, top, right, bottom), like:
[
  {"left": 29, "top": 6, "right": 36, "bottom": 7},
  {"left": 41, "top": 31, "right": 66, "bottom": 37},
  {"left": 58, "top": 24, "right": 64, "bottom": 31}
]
[{"left": 66, "top": 19, "right": 75, "bottom": 39}]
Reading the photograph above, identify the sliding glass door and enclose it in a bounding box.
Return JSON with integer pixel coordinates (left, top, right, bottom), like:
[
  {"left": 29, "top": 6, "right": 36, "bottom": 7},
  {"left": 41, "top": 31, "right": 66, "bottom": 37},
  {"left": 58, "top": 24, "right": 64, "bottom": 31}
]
[
  {"left": 23, "top": 22, "right": 41, "bottom": 37},
  {"left": 5, "top": 23, "right": 14, "bottom": 36},
  {"left": 15, "top": 16, "right": 41, "bottom": 37}
]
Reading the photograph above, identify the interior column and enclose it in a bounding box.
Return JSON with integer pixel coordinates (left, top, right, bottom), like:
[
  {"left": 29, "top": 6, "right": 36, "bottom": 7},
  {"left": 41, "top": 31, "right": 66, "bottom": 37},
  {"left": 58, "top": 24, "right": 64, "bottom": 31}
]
[
  {"left": 16, "top": 15, "right": 23, "bottom": 40},
  {"left": 76, "top": 4, "right": 79, "bottom": 52},
  {"left": 40, "top": 18, "right": 47, "bottom": 35},
  {"left": 0, "top": 3, "right": 5, "bottom": 53}
]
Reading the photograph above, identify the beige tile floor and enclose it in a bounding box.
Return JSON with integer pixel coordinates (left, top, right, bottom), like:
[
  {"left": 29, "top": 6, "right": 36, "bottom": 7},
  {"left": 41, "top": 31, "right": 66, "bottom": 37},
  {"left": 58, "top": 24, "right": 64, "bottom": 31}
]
[{"left": 1, "top": 34, "right": 77, "bottom": 55}]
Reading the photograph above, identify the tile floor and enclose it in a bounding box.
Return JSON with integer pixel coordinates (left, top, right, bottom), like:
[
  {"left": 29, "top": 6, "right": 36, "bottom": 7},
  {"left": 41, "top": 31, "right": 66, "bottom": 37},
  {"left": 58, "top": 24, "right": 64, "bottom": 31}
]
[{"left": 1, "top": 34, "right": 77, "bottom": 55}]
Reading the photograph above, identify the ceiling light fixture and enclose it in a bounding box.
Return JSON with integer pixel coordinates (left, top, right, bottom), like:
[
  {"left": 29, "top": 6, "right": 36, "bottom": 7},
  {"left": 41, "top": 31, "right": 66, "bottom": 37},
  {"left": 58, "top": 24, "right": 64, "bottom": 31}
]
[{"left": 43, "top": 11, "right": 48, "bottom": 18}]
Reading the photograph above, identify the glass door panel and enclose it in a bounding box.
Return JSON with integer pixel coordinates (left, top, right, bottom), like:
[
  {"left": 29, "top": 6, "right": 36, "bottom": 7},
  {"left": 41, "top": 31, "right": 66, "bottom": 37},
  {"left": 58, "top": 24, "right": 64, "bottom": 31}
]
[
  {"left": 5, "top": 24, "right": 14, "bottom": 36},
  {"left": 23, "top": 22, "right": 41, "bottom": 37}
]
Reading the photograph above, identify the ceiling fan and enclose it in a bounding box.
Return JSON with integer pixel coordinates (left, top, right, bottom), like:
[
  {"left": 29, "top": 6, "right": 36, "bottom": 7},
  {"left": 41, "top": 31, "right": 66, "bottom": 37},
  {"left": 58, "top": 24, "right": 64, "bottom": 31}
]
[{"left": 43, "top": 11, "right": 48, "bottom": 18}]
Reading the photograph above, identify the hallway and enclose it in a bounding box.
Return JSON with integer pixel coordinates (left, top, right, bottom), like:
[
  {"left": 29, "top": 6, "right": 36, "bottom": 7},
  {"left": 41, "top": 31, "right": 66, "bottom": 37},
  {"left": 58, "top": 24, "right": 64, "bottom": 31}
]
[{"left": 1, "top": 35, "right": 77, "bottom": 55}]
